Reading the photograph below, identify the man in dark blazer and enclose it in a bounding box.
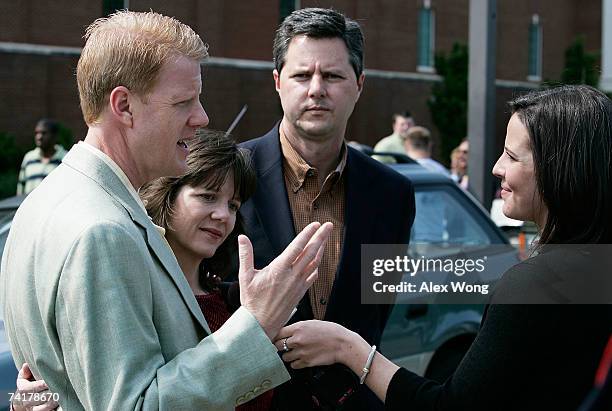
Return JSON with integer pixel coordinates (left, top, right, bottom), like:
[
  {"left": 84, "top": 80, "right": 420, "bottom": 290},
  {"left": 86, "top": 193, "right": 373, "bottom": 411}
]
[
  {"left": 241, "top": 125, "right": 414, "bottom": 346},
  {"left": 236, "top": 8, "right": 416, "bottom": 410}
]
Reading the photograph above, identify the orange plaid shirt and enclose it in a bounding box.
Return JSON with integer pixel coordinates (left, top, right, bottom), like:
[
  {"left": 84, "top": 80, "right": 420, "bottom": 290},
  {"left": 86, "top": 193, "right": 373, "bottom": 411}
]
[{"left": 280, "top": 132, "right": 347, "bottom": 320}]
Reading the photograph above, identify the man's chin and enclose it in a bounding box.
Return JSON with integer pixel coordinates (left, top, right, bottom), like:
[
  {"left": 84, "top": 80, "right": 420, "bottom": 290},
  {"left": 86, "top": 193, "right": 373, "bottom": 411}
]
[{"left": 296, "top": 121, "right": 334, "bottom": 139}]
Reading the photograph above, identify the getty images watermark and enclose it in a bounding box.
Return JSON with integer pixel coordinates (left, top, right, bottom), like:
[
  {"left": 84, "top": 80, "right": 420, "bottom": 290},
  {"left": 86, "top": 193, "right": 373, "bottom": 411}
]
[
  {"left": 362, "top": 244, "right": 612, "bottom": 304},
  {"left": 372, "top": 255, "right": 489, "bottom": 295},
  {"left": 360, "top": 244, "right": 515, "bottom": 305}
]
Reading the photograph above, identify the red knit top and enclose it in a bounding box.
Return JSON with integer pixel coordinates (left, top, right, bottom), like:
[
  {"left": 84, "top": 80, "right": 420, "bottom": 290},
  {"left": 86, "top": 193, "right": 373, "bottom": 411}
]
[{"left": 195, "top": 291, "right": 274, "bottom": 411}]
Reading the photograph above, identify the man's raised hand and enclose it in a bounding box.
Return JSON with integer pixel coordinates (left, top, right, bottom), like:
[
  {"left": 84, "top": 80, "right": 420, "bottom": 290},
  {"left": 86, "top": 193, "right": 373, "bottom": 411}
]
[{"left": 238, "top": 222, "right": 333, "bottom": 339}]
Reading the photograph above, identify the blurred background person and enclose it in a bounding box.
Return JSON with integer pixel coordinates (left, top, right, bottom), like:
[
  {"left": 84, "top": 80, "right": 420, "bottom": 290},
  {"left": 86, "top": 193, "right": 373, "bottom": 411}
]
[
  {"left": 373, "top": 111, "right": 414, "bottom": 163},
  {"left": 16, "top": 119, "right": 66, "bottom": 195},
  {"left": 402, "top": 126, "right": 449, "bottom": 175},
  {"left": 450, "top": 138, "right": 469, "bottom": 189},
  {"left": 402, "top": 125, "right": 448, "bottom": 243}
]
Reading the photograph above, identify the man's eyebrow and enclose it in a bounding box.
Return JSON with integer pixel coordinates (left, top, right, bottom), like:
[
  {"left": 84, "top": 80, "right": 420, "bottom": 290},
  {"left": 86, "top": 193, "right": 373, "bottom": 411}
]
[
  {"left": 170, "top": 92, "right": 196, "bottom": 101},
  {"left": 290, "top": 65, "right": 313, "bottom": 72},
  {"left": 322, "top": 69, "right": 347, "bottom": 75}
]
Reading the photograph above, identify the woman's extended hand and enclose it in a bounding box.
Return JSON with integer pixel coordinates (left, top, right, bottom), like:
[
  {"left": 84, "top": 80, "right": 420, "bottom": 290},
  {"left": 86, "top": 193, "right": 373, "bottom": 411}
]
[
  {"left": 274, "top": 320, "right": 400, "bottom": 403},
  {"left": 273, "top": 320, "right": 368, "bottom": 369}
]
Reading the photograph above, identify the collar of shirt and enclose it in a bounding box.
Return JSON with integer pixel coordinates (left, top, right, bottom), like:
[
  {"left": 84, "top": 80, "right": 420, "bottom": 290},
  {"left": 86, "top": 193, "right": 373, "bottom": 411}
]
[
  {"left": 279, "top": 130, "right": 348, "bottom": 193},
  {"left": 77, "top": 142, "right": 167, "bottom": 241}
]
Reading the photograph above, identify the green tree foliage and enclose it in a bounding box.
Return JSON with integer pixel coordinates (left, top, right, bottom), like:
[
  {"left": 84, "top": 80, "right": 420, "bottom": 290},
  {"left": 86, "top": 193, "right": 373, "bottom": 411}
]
[
  {"left": 0, "top": 132, "right": 26, "bottom": 199},
  {"left": 428, "top": 43, "right": 468, "bottom": 165},
  {"left": 560, "top": 36, "right": 600, "bottom": 87},
  {"left": 56, "top": 123, "right": 74, "bottom": 150},
  {"left": 0, "top": 132, "right": 26, "bottom": 174}
]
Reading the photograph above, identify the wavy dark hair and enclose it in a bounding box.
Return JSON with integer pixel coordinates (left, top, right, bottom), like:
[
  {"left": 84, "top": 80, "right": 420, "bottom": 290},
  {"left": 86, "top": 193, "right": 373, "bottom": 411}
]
[
  {"left": 508, "top": 85, "right": 612, "bottom": 245},
  {"left": 139, "top": 129, "right": 256, "bottom": 289}
]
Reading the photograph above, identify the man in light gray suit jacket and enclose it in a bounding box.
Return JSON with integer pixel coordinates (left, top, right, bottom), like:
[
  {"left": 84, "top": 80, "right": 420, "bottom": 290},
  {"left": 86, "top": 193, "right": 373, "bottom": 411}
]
[{"left": 1, "top": 11, "right": 331, "bottom": 410}]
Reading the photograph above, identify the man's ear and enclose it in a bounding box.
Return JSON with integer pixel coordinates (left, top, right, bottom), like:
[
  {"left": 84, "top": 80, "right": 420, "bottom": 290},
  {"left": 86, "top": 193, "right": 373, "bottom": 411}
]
[
  {"left": 356, "top": 72, "right": 365, "bottom": 96},
  {"left": 109, "top": 86, "right": 133, "bottom": 127},
  {"left": 273, "top": 69, "right": 281, "bottom": 93}
]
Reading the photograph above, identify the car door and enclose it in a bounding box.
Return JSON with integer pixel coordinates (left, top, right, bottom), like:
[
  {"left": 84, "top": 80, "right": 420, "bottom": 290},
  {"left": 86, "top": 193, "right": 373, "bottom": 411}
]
[{"left": 381, "top": 182, "right": 518, "bottom": 376}]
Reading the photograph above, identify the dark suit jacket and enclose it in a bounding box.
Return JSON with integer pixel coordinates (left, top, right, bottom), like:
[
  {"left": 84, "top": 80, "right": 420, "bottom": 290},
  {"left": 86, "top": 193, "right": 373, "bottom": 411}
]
[{"left": 237, "top": 125, "right": 416, "bottom": 410}]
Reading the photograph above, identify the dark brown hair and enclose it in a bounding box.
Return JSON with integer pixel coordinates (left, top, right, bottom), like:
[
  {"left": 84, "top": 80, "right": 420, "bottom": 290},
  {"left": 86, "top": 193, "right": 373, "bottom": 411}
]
[
  {"left": 509, "top": 85, "right": 612, "bottom": 245},
  {"left": 139, "top": 129, "right": 256, "bottom": 288},
  {"left": 273, "top": 8, "right": 364, "bottom": 78}
]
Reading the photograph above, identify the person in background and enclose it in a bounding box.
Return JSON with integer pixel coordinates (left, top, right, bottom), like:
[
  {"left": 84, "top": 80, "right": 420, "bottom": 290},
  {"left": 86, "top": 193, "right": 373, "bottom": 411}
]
[
  {"left": 401, "top": 126, "right": 449, "bottom": 243},
  {"left": 271, "top": 85, "right": 612, "bottom": 411},
  {"left": 402, "top": 126, "right": 449, "bottom": 175},
  {"left": 450, "top": 138, "right": 469, "bottom": 189},
  {"left": 373, "top": 111, "right": 414, "bottom": 163},
  {"left": 16, "top": 118, "right": 67, "bottom": 195}
]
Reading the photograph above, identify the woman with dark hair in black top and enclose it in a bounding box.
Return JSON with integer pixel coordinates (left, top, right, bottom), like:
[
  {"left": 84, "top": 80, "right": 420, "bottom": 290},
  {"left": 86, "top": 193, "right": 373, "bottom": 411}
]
[{"left": 273, "top": 85, "right": 612, "bottom": 411}]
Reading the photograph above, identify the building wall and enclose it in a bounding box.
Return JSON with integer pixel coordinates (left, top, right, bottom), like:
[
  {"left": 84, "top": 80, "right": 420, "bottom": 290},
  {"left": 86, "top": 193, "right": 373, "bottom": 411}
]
[
  {"left": 129, "top": 0, "right": 280, "bottom": 61},
  {"left": 202, "top": 63, "right": 282, "bottom": 140},
  {"left": 0, "top": 51, "right": 84, "bottom": 147},
  {"left": 0, "top": 1, "right": 99, "bottom": 47},
  {"left": 0, "top": 1, "right": 603, "bottom": 162},
  {"left": 0, "top": 1, "right": 600, "bottom": 78}
]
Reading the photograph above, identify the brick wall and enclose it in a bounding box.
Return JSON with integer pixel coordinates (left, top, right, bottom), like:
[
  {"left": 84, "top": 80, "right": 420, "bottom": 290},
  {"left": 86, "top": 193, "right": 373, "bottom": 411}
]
[
  {"left": 0, "top": 1, "right": 99, "bottom": 47},
  {"left": 0, "top": 1, "right": 603, "bottom": 159},
  {"left": 0, "top": 52, "right": 84, "bottom": 148}
]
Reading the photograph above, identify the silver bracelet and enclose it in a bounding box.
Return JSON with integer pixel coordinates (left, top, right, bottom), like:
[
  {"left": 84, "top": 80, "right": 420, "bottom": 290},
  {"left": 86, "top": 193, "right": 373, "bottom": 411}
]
[{"left": 359, "top": 344, "right": 377, "bottom": 384}]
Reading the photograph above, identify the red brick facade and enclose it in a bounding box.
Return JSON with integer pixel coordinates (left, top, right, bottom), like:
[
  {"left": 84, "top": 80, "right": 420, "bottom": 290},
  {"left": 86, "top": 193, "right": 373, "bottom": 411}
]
[{"left": 0, "top": 1, "right": 602, "bottom": 161}]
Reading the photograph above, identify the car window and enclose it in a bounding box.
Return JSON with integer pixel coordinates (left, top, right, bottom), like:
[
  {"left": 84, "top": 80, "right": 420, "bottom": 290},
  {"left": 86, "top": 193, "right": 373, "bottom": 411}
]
[
  {"left": 411, "top": 185, "right": 492, "bottom": 257},
  {"left": 0, "top": 210, "right": 16, "bottom": 255},
  {"left": 0, "top": 210, "right": 16, "bottom": 227}
]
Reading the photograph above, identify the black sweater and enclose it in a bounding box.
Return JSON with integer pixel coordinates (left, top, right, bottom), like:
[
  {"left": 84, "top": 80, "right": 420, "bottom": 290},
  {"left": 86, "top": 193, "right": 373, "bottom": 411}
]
[{"left": 385, "top": 246, "right": 612, "bottom": 411}]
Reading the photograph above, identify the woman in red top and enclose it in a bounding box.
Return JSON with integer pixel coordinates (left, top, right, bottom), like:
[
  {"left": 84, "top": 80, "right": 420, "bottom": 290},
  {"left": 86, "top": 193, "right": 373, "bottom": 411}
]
[{"left": 138, "top": 129, "right": 273, "bottom": 411}]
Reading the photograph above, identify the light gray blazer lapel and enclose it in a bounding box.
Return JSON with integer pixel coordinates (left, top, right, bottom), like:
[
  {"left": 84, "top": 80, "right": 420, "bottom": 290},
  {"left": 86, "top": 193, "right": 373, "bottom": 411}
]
[{"left": 62, "top": 145, "right": 212, "bottom": 334}]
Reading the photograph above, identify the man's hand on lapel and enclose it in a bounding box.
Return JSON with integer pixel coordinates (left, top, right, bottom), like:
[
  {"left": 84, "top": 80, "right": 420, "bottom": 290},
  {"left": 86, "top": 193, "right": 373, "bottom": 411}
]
[{"left": 238, "top": 221, "right": 333, "bottom": 340}]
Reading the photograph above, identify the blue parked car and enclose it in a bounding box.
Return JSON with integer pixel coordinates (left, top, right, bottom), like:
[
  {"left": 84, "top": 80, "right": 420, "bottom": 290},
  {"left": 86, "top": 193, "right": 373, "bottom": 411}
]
[
  {"left": 0, "top": 195, "right": 24, "bottom": 410},
  {"left": 380, "top": 160, "right": 518, "bottom": 382}
]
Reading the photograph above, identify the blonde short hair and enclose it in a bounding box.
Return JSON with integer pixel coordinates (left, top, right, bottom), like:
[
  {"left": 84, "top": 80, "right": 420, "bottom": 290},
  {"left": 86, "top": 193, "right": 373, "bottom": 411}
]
[{"left": 77, "top": 10, "right": 208, "bottom": 125}]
